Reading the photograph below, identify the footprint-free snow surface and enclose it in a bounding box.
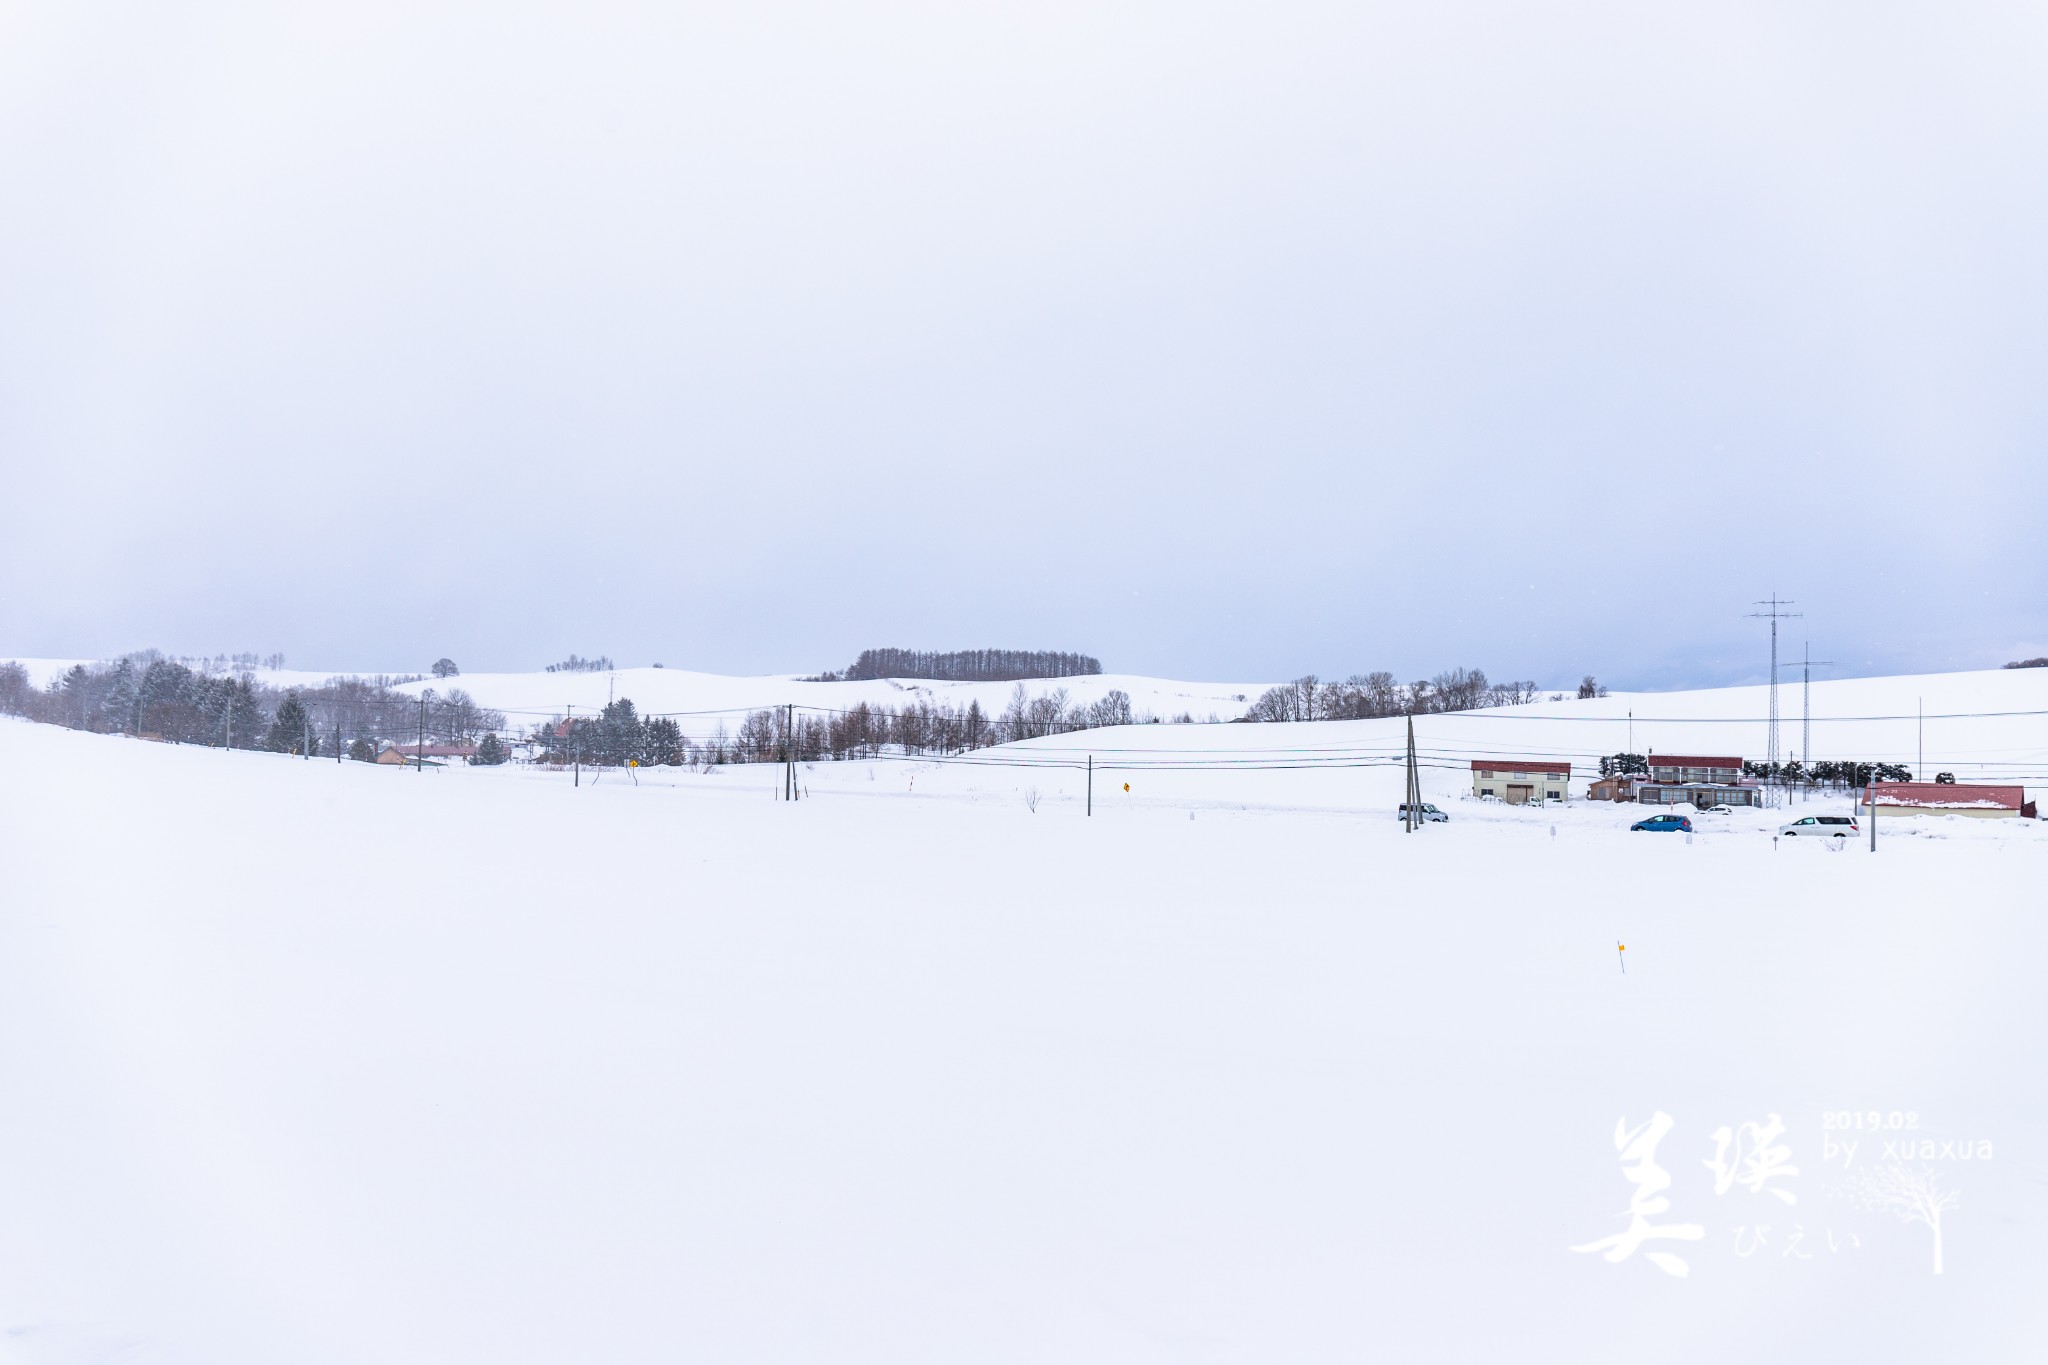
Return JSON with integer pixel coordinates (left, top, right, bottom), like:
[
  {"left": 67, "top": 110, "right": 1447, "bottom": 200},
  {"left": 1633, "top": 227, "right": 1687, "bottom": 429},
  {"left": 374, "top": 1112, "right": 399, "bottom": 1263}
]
[{"left": 2, "top": 683, "right": 2043, "bottom": 1362}]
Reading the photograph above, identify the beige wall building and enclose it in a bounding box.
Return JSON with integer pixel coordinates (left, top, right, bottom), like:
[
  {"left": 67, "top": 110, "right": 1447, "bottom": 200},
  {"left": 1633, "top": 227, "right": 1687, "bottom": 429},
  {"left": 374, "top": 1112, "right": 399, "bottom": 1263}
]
[{"left": 1470, "top": 760, "right": 1570, "bottom": 804}]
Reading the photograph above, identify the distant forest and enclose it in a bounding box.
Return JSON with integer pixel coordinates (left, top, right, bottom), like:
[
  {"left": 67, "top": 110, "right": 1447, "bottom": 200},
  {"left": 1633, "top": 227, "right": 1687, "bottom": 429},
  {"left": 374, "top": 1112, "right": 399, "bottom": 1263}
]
[
  {"left": 0, "top": 652, "right": 504, "bottom": 755},
  {"left": 823, "top": 648, "right": 1103, "bottom": 683}
]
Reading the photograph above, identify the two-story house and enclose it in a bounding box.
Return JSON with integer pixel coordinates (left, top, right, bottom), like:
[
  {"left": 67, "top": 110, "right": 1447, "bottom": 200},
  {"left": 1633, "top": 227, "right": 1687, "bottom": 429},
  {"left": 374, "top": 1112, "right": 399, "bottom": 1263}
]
[
  {"left": 1470, "top": 760, "right": 1570, "bottom": 804},
  {"left": 1637, "top": 753, "right": 1757, "bottom": 808}
]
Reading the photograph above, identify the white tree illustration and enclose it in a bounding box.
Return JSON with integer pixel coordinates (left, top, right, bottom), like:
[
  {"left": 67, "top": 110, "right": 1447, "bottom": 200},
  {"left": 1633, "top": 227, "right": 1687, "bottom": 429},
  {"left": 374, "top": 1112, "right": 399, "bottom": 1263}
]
[{"left": 1852, "top": 1165, "right": 1958, "bottom": 1274}]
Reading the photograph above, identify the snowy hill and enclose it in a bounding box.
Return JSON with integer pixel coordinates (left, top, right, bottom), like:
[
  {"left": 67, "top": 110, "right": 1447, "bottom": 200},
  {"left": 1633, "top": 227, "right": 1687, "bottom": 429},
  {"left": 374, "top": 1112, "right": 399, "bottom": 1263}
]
[
  {"left": 9, "top": 657, "right": 1276, "bottom": 726},
  {"left": 386, "top": 665, "right": 1276, "bottom": 727},
  {"left": 11, "top": 655, "right": 2044, "bottom": 783}
]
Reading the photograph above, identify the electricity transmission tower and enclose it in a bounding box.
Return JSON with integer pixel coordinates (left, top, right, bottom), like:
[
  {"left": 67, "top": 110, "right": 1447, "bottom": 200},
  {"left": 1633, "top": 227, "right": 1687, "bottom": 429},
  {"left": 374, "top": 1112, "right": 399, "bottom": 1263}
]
[
  {"left": 1748, "top": 595, "right": 1801, "bottom": 783},
  {"left": 1800, "top": 642, "right": 1835, "bottom": 769}
]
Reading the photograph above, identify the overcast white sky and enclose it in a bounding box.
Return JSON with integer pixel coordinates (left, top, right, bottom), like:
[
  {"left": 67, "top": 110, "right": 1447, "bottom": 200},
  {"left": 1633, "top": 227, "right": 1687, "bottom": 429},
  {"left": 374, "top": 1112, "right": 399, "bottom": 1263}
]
[{"left": 3, "top": 2, "right": 2044, "bottom": 687}]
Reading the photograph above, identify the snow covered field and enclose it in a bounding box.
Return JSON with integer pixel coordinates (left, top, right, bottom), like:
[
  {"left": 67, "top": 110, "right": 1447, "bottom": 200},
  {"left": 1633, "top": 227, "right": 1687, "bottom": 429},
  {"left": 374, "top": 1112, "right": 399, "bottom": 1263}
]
[{"left": 3, "top": 669, "right": 2046, "bottom": 1362}]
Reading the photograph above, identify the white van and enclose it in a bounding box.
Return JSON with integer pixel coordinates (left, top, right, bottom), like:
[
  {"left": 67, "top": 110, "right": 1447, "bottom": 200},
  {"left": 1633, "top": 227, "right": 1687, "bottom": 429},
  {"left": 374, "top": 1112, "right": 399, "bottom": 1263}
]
[{"left": 1779, "top": 815, "right": 1858, "bottom": 838}]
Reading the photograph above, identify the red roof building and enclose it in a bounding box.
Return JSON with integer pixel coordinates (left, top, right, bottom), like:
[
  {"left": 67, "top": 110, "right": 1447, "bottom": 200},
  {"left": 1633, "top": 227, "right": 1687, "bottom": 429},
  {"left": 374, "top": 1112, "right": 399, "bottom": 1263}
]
[{"left": 1865, "top": 782, "right": 2027, "bottom": 818}]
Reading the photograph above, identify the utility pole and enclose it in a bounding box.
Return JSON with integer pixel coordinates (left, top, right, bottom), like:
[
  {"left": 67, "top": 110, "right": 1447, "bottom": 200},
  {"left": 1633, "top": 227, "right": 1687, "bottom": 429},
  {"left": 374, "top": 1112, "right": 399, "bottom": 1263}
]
[
  {"left": 1918, "top": 697, "right": 1923, "bottom": 781},
  {"left": 1404, "top": 715, "right": 1422, "bottom": 832},
  {"left": 1749, "top": 595, "right": 1801, "bottom": 805},
  {"left": 1869, "top": 764, "right": 1878, "bottom": 852},
  {"left": 416, "top": 695, "right": 426, "bottom": 774},
  {"left": 335, "top": 717, "right": 342, "bottom": 763},
  {"left": 784, "top": 703, "right": 794, "bottom": 801},
  {"left": 303, "top": 710, "right": 311, "bottom": 760},
  {"left": 568, "top": 703, "right": 578, "bottom": 788},
  {"left": 1087, "top": 754, "right": 1093, "bottom": 816}
]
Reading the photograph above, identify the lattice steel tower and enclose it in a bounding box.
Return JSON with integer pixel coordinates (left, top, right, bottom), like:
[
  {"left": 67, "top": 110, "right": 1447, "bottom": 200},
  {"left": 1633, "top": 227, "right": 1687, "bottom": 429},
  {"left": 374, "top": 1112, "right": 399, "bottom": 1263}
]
[{"left": 1748, "top": 595, "right": 1800, "bottom": 775}]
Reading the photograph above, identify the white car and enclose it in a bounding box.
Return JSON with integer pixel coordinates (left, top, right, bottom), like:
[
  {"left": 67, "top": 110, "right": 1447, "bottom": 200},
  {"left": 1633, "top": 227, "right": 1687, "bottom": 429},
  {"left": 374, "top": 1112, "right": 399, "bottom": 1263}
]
[
  {"left": 1779, "top": 815, "right": 1858, "bottom": 838},
  {"left": 1702, "top": 805, "right": 1733, "bottom": 815}
]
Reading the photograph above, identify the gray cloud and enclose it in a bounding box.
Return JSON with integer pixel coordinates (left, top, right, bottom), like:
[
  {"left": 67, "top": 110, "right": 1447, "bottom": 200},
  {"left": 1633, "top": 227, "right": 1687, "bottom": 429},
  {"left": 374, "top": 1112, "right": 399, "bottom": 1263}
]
[{"left": 3, "top": 2, "right": 2043, "bottom": 685}]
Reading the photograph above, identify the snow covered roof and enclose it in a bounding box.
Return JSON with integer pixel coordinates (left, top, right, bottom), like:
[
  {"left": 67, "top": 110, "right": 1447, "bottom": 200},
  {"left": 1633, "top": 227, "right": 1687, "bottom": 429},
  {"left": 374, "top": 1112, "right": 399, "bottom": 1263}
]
[
  {"left": 1647, "top": 755, "right": 1744, "bottom": 769},
  {"left": 1869, "top": 782, "right": 2023, "bottom": 810},
  {"left": 1469, "top": 760, "right": 1570, "bottom": 774}
]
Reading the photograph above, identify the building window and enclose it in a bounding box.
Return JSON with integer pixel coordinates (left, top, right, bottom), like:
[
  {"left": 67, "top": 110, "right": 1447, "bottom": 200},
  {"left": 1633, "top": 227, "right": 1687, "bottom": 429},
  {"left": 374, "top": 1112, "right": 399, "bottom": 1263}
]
[
  {"left": 1547, "top": 790, "right": 1560, "bottom": 799},
  {"left": 1480, "top": 788, "right": 1494, "bottom": 796}
]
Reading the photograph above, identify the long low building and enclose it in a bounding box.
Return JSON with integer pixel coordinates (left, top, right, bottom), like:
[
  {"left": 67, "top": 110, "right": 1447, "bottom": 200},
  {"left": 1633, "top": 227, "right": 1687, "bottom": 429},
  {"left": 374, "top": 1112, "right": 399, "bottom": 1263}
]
[
  {"left": 1637, "top": 752, "right": 1760, "bottom": 808},
  {"left": 1470, "top": 760, "right": 1570, "bottom": 804},
  {"left": 1861, "top": 782, "right": 2031, "bottom": 819}
]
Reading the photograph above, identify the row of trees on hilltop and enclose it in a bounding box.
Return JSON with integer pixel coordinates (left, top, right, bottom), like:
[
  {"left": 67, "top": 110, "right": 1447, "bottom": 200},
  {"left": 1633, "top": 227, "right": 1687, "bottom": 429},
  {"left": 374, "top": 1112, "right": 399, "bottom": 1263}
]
[
  {"left": 532, "top": 685, "right": 1153, "bottom": 768},
  {"left": 1244, "top": 668, "right": 1544, "bottom": 721},
  {"left": 0, "top": 653, "right": 504, "bottom": 756},
  {"left": 831, "top": 648, "right": 1103, "bottom": 683}
]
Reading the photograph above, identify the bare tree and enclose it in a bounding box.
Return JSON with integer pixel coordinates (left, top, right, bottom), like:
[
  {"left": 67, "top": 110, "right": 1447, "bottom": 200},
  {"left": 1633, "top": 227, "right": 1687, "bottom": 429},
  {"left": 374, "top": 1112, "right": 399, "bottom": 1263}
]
[{"left": 1853, "top": 1165, "right": 1959, "bottom": 1274}]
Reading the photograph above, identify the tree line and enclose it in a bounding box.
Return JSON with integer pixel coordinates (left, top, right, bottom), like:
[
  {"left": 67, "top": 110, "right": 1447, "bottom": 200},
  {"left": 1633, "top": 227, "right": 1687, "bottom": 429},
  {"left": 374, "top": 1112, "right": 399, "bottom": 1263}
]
[
  {"left": 0, "top": 653, "right": 505, "bottom": 757},
  {"left": 1243, "top": 668, "right": 1546, "bottom": 722},
  {"left": 1594, "top": 753, "right": 1914, "bottom": 788},
  {"left": 823, "top": 648, "right": 1104, "bottom": 683},
  {"left": 532, "top": 685, "right": 1148, "bottom": 768}
]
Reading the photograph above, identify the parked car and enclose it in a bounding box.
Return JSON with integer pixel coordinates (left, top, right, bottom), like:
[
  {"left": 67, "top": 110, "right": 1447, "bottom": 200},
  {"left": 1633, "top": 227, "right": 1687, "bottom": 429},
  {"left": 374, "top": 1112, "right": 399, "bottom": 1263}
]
[
  {"left": 1397, "top": 803, "right": 1449, "bottom": 823},
  {"left": 1702, "top": 805, "right": 1733, "bottom": 815},
  {"left": 1779, "top": 815, "right": 1859, "bottom": 838},
  {"left": 1631, "top": 814, "right": 1693, "bottom": 833}
]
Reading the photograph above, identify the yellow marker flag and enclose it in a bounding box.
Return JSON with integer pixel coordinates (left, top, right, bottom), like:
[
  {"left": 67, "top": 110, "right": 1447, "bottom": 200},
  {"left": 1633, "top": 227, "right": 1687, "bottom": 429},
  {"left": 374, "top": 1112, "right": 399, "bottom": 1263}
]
[{"left": 1123, "top": 782, "right": 1130, "bottom": 793}]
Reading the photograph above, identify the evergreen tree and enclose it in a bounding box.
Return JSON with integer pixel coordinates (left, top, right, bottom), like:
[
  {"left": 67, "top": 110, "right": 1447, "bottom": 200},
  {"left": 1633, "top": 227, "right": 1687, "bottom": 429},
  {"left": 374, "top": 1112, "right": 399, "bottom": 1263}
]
[
  {"left": 60, "top": 664, "right": 91, "bottom": 729},
  {"left": 100, "top": 658, "right": 140, "bottom": 733},
  {"left": 595, "top": 698, "right": 644, "bottom": 766},
  {"left": 266, "top": 691, "right": 312, "bottom": 753},
  {"left": 348, "top": 737, "right": 377, "bottom": 762},
  {"left": 644, "top": 717, "right": 684, "bottom": 765},
  {"left": 227, "top": 677, "right": 264, "bottom": 749},
  {"left": 475, "top": 732, "right": 509, "bottom": 766}
]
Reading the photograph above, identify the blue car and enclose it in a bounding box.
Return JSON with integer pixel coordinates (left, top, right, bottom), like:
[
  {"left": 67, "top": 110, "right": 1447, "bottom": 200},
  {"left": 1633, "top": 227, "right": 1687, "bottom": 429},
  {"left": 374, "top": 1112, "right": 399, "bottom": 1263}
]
[{"left": 1631, "top": 814, "right": 1693, "bottom": 833}]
